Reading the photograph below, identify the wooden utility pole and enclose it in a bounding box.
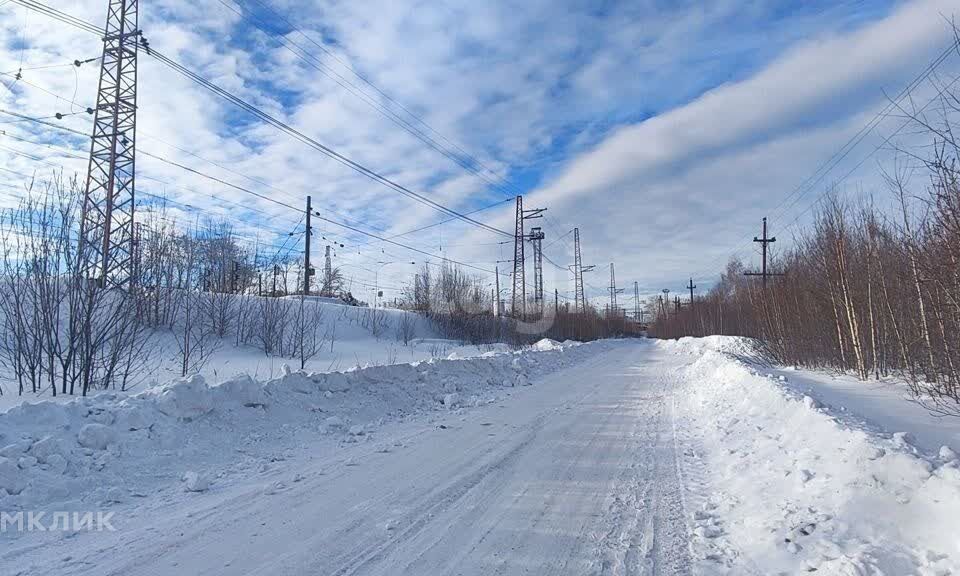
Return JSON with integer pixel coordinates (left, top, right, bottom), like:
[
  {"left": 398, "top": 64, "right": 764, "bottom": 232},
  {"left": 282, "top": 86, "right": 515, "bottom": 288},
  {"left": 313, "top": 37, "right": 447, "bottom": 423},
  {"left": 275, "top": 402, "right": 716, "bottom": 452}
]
[
  {"left": 304, "top": 195, "right": 312, "bottom": 295},
  {"left": 494, "top": 266, "right": 501, "bottom": 316},
  {"left": 744, "top": 217, "right": 783, "bottom": 288},
  {"left": 687, "top": 277, "right": 696, "bottom": 304}
]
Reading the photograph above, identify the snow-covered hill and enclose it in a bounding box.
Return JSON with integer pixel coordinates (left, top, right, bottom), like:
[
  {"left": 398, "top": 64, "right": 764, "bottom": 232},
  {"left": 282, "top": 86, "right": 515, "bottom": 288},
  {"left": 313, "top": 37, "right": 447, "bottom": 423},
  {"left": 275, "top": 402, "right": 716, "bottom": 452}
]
[{"left": 0, "top": 299, "right": 511, "bottom": 413}]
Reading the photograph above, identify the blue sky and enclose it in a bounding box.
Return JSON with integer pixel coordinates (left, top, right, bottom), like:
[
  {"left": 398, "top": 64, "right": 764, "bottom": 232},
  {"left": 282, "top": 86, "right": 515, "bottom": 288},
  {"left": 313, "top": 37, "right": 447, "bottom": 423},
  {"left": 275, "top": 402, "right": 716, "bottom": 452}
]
[{"left": 1, "top": 0, "right": 958, "bottom": 305}]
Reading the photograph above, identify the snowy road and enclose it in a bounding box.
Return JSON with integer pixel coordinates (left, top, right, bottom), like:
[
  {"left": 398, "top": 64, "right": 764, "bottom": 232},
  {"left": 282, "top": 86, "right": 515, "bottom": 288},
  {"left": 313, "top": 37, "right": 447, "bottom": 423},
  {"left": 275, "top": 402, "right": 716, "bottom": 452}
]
[
  {"left": 31, "top": 343, "right": 697, "bottom": 576},
  {"left": 9, "top": 338, "right": 960, "bottom": 575}
]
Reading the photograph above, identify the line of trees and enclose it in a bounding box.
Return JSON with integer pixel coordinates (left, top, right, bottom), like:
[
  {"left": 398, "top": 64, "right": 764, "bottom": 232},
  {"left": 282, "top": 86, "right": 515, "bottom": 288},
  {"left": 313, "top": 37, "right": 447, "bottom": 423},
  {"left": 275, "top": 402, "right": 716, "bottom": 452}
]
[
  {"left": 651, "top": 94, "right": 960, "bottom": 415},
  {"left": 398, "top": 261, "right": 631, "bottom": 345},
  {"left": 0, "top": 177, "right": 362, "bottom": 396}
]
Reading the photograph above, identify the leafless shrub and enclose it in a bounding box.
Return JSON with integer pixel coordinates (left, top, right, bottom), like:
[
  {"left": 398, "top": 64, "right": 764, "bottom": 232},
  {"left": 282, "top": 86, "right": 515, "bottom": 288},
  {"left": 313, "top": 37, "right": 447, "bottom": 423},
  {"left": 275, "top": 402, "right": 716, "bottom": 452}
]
[
  {"left": 384, "top": 344, "right": 399, "bottom": 365},
  {"left": 0, "top": 176, "right": 153, "bottom": 394},
  {"left": 175, "top": 290, "right": 220, "bottom": 377},
  {"left": 256, "top": 296, "right": 290, "bottom": 356},
  {"left": 394, "top": 312, "right": 417, "bottom": 345},
  {"left": 287, "top": 295, "right": 327, "bottom": 369}
]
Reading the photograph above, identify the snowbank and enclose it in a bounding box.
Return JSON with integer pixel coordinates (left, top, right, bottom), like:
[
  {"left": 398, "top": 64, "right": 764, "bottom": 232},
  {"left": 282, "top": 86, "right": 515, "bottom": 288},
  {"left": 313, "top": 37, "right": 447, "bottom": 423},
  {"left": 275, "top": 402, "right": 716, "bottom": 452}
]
[
  {"left": 664, "top": 337, "right": 960, "bottom": 575},
  {"left": 530, "top": 338, "right": 563, "bottom": 352},
  {"left": 776, "top": 368, "right": 960, "bottom": 457},
  {"left": 0, "top": 339, "right": 614, "bottom": 522}
]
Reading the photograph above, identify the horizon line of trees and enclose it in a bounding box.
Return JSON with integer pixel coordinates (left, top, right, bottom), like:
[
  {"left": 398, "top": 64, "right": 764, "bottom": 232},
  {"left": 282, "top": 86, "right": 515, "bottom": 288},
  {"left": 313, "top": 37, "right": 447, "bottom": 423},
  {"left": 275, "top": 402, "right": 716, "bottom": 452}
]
[{"left": 394, "top": 260, "right": 633, "bottom": 345}]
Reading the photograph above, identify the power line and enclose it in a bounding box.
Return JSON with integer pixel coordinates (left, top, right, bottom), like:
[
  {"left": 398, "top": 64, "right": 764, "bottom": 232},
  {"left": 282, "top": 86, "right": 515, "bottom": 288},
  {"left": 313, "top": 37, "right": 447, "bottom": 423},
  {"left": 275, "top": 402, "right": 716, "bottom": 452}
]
[
  {"left": 1, "top": 63, "right": 387, "bottom": 239},
  {"left": 223, "top": 0, "right": 524, "bottom": 201},
  {"left": 1, "top": 112, "right": 494, "bottom": 277},
  {"left": 690, "top": 38, "right": 960, "bottom": 284},
  {"left": 148, "top": 49, "right": 514, "bottom": 238},
  {"left": 12, "top": 0, "right": 514, "bottom": 239},
  {"left": 313, "top": 212, "right": 494, "bottom": 275},
  {"left": 0, "top": 127, "right": 308, "bottom": 238},
  {"left": 1, "top": 67, "right": 360, "bottom": 247},
  {"left": 9, "top": 0, "right": 100, "bottom": 34}
]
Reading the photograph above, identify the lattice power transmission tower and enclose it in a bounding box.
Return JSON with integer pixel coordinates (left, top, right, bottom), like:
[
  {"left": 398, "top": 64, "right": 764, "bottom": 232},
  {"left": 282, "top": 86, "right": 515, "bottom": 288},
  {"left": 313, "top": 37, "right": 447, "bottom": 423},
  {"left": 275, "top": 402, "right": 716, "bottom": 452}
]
[
  {"left": 573, "top": 228, "right": 583, "bottom": 313},
  {"left": 572, "top": 227, "right": 594, "bottom": 314},
  {"left": 510, "top": 196, "right": 545, "bottom": 318},
  {"left": 529, "top": 226, "right": 545, "bottom": 315},
  {"left": 511, "top": 197, "right": 524, "bottom": 317},
  {"left": 79, "top": 0, "right": 141, "bottom": 287},
  {"left": 608, "top": 263, "right": 622, "bottom": 317}
]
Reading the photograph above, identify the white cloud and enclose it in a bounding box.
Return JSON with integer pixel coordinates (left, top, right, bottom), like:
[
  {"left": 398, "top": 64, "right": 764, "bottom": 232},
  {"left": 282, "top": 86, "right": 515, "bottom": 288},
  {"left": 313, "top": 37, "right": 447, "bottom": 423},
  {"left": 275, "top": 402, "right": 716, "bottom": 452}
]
[{"left": 513, "top": 0, "right": 960, "bottom": 297}]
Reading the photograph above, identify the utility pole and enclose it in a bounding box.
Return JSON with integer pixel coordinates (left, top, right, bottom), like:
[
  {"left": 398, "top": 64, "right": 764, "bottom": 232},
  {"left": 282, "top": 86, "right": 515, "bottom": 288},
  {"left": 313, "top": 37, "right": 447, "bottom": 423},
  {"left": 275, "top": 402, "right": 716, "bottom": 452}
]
[
  {"left": 554, "top": 288, "right": 559, "bottom": 316},
  {"left": 687, "top": 277, "right": 697, "bottom": 305},
  {"left": 304, "top": 195, "right": 312, "bottom": 295},
  {"left": 634, "top": 281, "right": 640, "bottom": 323},
  {"left": 530, "top": 226, "right": 545, "bottom": 315},
  {"left": 78, "top": 0, "right": 140, "bottom": 288},
  {"left": 744, "top": 217, "right": 783, "bottom": 288},
  {"left": 609, "top": 263, "right": 617, "bottom": 316},
  {"left": 511, "top": 196, "right": 546, "bottom": 318},
  {"left": 494, "top": 266, "right": 501, "bottom": 316},
  {"left": 674, "top": 295, "right": 682, "bottom": 316}
]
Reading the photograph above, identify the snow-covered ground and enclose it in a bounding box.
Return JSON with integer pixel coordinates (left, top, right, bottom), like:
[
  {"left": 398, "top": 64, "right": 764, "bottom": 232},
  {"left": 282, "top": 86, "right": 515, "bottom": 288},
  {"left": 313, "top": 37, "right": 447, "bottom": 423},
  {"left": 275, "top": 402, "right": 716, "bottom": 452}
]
[
  {"left": 667, "top": 336, "right": 960, "bottom": 574},
  {"left": 0, "top": 300, "right": 510, "bottom": 413},
  {"left": 1, "top": 336, "right": 958, "bottom": 575},
  {"left": 776, "top": 365, "right": 960, "bottom": 456}
]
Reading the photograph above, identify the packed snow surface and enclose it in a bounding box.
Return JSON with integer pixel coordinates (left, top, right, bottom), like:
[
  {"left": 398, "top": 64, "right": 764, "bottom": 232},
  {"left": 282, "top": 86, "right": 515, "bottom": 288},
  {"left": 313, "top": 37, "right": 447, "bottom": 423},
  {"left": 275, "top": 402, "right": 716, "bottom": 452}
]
[{"left": 1, "top": 336, "right": 958, "bottom": 575}]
